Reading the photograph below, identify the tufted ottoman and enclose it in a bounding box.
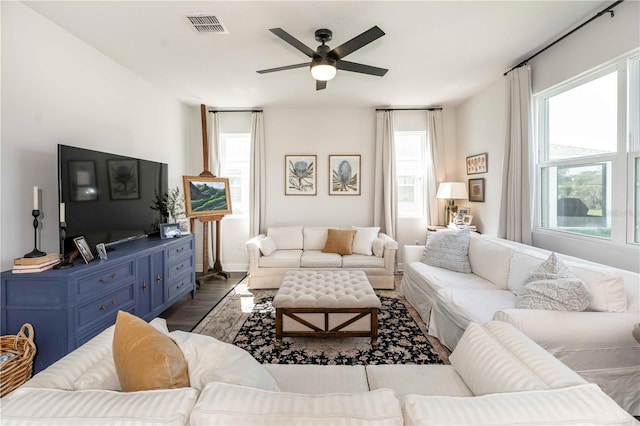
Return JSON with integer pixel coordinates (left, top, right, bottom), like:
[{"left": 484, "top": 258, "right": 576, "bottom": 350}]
[{"left": 272, "top": 270, "right": 382, "bottom": 347}]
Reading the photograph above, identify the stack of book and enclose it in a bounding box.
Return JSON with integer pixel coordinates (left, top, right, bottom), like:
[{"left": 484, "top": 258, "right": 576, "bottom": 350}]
[
  {"left": 13, "top": 253, "right": 61, "bottom": 274},
  {"left": 447, "top": 223, "right": 478, "bottom": 232}
]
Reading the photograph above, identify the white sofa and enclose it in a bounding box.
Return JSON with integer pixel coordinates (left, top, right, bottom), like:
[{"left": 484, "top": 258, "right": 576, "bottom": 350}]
[
  {"left": 2, "top": 317, "right": 636, "bottom": 425},
  {"left": 246, "top": 226, "right": 398, "bottom": 289},
  {"left": 401, "top": 231, "right": 640, "bottom": 415}
]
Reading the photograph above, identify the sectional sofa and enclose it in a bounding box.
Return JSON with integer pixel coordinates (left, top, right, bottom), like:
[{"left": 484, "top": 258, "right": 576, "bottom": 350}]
[
  {"left": 401, "top": 230, "right": 640, "bottom": 415},
  {"left": 1, "top": 315, "right": 636, "bottom": 425},
  {"left": 246, "top": 226, "right": 398, "bottom": 289}
]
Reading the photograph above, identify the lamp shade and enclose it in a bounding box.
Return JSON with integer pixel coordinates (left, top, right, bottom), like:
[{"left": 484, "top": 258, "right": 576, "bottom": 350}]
[{"left": 436, "top": 182, "right": 468, "bottom": 200}]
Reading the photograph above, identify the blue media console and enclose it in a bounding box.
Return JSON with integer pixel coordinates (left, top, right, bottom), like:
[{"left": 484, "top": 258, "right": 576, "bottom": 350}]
[{"left": 1, "top": 235, "right": 196, "bottom": 373}]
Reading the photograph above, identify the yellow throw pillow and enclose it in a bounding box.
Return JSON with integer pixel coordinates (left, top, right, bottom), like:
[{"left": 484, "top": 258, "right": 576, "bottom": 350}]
[
  {"left": 322, "top": 229, "right": 356, "bottom": 255},
  {"left": 112, "top": 311, "right": 190, "bottom": 392}
]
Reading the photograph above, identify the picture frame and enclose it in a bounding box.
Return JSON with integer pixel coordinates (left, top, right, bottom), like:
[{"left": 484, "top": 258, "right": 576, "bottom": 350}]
[
  {"left": 182, "top": 176, "right": 232, "bottom": 217},
  {"left": 160, "top": 223, "right": 181, "bottom": 239},
  {"left": 455, "top": 207, "right": 471, "bottom": 223},
  {"left": 96, "top": 243, "right": 108, "bottom": 260},
  {"left": 462, "top": 215, "right": 474, "bottom": 225},
  {"left": 329, "top": 154, "right": 361, "bottom": 196},
  {"left": 108, "top": 159, "right": 139, "bottom": 200},
  {"left": 176, "top": 218, "right": 190, "bottom": 234},
  {"left": 469, "top": 178, "right": 485, "bottom": 202},
  {"left": 73, "top": 236, "right": 94, "bottom": 264},
  {"left": 466, "top": 153, "right": 488, "bottom": 175},
  {"left": 285, "top": 155, "right": 317, "bottom": 195},
  {"left": 68, "top": 160, "right": 98, "bottom": 201}
]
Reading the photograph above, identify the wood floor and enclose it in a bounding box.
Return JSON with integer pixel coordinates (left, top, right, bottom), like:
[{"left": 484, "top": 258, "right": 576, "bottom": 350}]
[{"left": 160, "top": 271, "right": 247, "bottom": 332}]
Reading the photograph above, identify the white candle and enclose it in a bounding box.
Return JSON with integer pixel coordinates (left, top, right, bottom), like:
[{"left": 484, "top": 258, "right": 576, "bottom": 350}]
[
  {"left": 60, "top": 202, "right": 65, "bottom": 223},
  {"left": 33, "top": 186, "right": 38, "bottom": 210}
]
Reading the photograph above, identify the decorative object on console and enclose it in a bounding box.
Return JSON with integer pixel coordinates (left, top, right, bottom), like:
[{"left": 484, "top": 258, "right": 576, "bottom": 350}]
[
  {"left": 182, "top": 176, "right": 232, "bottom": 217},
  {"left": 284, "top": 155, "right": 316, "bottom": 195},
  {"left": 454, "top": 207, "right": 471, "bottom": 224},
  {"left": 53, "top": 202, "right": 73, "bottom": 269},
  {"left": 468, "top": 178, "right": 485, "bottom": 202},
  {"left": 176, "top": 218, "right": 190, "bottom": 234},
  {"left": 466, "top": 152, "right": 488, "bottom": 175},
  {"left": 436, "top": 182, "right": 468, "bottom": 225},
  {"left": 160, "top": 223, "right": 181, "bottom": 239},
  {"left": 462, "top": 215, "right": 473, "bottom": 225},
  {"left": 96, "top": 243, "right": 107, "bottom": 260},
  {"left": 329, "top": 155, "right": 361, "bottom": 195},
  {"left": 73, "top": 236, "right": 94, "bottom": 264},
  {"left": 24, "top": 187, "right": 46, "bottom": 259}
]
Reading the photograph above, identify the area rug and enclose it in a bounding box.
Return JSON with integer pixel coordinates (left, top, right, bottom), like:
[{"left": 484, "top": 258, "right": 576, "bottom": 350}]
[
  {"left": 193, "top": 275, "right": 450, "bottom": 365},
  {"left": 232, "top": 295, "right": 444, "bottom": 365}
]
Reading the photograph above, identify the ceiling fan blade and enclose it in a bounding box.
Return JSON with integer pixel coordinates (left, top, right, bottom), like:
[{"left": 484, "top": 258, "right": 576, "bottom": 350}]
[
  {"left": 329, "top": 26, "right": 385, "bottom": 59},
  {"left": 316, "top": 80, "right": 327, "bottom": 91},
  {"left": 269, "top": 28, "right": 316, "bottom": 58},
  {"left": 336, "top": 60, "right": 388, "bottom": 77},
  {"left": 256, "top": 62, "right": 310, "bottom": 74}
]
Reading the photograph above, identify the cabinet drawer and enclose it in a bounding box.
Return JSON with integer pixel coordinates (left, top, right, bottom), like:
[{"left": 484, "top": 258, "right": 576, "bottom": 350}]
[
  {"left": 166, "top": 256, "right": 194, "bottom": 280},
  {"left": 76, "top": 261, "right": 135, "bottom": 298},
  {"left": 166, "top": 272, "right": 194, "bottom": 301},
  {"left": 166, "top": 238, "right": 193, "bottom": 260},
  {"left": 76, "top": 284, "right": 135, "bottom": 334}
]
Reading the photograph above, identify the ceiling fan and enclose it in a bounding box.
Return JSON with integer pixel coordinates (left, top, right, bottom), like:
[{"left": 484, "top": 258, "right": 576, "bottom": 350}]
[{"left": 257, "top": 26, "right": 388, "bottom": 91}]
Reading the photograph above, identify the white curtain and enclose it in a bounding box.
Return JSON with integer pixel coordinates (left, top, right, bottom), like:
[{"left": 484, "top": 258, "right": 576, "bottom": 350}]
[
  {"left": 499, "top": 65, "right": 533, "bottom": 244},
  {"left": 249, "top": 111, "right": 266, "bottom": 236},
  {"left": 374, "top": 111, "right": 397, "bottom": 240},
  {"left": 425, "top": 110, "right": 445, "bottom": 226},
  {"left": 207, "top": 112, "right": 221, "bottom": 269}
]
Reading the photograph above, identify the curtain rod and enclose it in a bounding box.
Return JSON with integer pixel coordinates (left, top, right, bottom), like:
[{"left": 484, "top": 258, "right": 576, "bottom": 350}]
[
  {"left": 208, "top": 109, "right": 262, "bottom": 113},
  {"left": 504, "top": 0, "right": 624, "bottom": 75},
  {"left": 375, "top": 107, "right": 443, "bottom": 111}
]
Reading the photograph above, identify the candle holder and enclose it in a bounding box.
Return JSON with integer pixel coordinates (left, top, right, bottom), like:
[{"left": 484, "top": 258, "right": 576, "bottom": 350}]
[
  {"left": 23, "top": 209, "right": 47, "bottom": 258},
  {"left": 53, "top": 221, "right": 73, "bottom": 269}
]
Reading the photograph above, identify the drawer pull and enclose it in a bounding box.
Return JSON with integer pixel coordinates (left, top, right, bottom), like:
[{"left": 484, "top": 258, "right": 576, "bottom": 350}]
[
  {"left": 98, "top": 298, "right": 117, "bottom": 311},
  {"left": 99, "top": 273, "right": 116, "bottom": 283},
  {"left": 99, "top": 305, "right": 106, "bottom": 311},
  {"left": 176, "top": 282, "right": 185, "bottom": 290},
  {"left": 156, "top": 274, "right": 162, "bottom": 285},
  {"left": 142, "top": 281, "right": 148, "bottom": 292},
  {"left": 175, "top": 264, "right": 184, "bottom": 271},
  {"left": 176, "top": 247, "right": 184, "bottom": 253}
]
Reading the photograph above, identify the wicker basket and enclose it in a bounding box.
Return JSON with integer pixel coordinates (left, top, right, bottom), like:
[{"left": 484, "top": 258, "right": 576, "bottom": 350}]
[{"left": 0, "top": 323, "right": 36, "bottom": 397}]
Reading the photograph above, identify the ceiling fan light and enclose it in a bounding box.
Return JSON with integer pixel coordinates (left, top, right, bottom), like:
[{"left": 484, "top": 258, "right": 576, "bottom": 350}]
[{"left": 311, "top": 64, "right": 336, "bottom": 81}]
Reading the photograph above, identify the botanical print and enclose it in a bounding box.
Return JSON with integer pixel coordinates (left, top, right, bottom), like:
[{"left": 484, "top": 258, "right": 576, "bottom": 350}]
[
  {"left": 329, "top": 155, "right": 360, "bottom": 195},
  {"left": 285, "top": 155, "right": 316, "bottom": 195}
]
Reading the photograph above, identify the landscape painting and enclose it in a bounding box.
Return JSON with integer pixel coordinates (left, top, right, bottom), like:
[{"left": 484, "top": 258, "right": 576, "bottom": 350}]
[{"left": 182, "top": 176, "right": 232, "bottom": 218}]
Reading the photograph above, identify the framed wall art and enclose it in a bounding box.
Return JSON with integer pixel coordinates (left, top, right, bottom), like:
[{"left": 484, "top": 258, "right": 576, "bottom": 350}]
[
  {"left": 329, "top": 154, "right": 361, "bottom": 195},
  {"left": 468, "top": 178, "right": 485, "bottom": 202},
  {"left": 182, "top": 176, "right": 232, "bottom": 217},
  {"left": 108, "top": 159, "right": 139, "bottom": 200},
  {"left": 466, "top": 153, "right": 487, "bottom": 175},
  {"left": 285, "top": 155, "right": 316, "bottom": 195}
]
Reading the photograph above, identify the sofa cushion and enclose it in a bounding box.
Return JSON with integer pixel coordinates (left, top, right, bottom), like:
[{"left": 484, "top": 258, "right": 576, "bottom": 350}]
[
  {"left": 74, "top": 353, "right": 121, "bottom": 391},
  {"left": 449, "top": 322, "right": 547, "bottom": 395},
  {"left": 258, "top": 249, "right": 302, "bottom": 268},
  {"left": 517, "top": 253, "right": 592, "bottom": 311},
  {"left": 259, "top": 236, "right": 277, "bottom": 256},
  {"left": 303, "top": 227, "right": 329, "bottom": 250},
  {"left": 169, "top": 331, "right": 280, "bottom": 392},
  {"left": 342, "top": 254, "right": 385, "bottom": 269},
  {"left": 372, "top": 238, "right": 385, "bottom": 257},
  {"left": 421, "top": 229, "right": 471, "bottom": 273},
  {"left": 469, "top": 235, "right": 513, "bottom": 289},
  {"left": 565, "top": 262, "right": 627, "bottom": 313},
  {"left": 507, "top": 250, "right": 547, "bottom": 294},
  {"left": 322, "top": 228, "right": 356, "bottom": 255},
  {"left": 351, "top": 226, "right": 380, "bottom": 256},
  {"left": 436, "top": 288, "right": 517, "bottom": 329},
  {"left": 0, "top": 387, "right": 198, "bottom": 426},
  {"left": 402, "top": 384, "right": 635, "bottom": 426},
  {"left": 265, "top": 364, "right": 369, "bottom": 394},
  {"left": 267, "top": 226, "right": 303, "bottom": 250},
  {"left": 112, "top": 311, "right": 189, "bottom": 392},
  {"left": 190, "top": 382, "right": 403, "bottom": 426},
  {"left": 300, "top": 250, "right": 342, "bottom": 268}
]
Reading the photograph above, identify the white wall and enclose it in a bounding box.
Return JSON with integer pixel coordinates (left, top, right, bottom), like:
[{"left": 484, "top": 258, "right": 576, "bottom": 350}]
[
  {"left": 454, "top": 0, "right": 640, "bottom": 271},
  {"left": 1, "top": 2, "right": 192, "bottom": 271}
]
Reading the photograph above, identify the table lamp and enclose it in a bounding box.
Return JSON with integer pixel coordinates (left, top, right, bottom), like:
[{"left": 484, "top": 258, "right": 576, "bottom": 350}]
[{"left": 436, "top": 182, "right": 468, "bottom": 225}]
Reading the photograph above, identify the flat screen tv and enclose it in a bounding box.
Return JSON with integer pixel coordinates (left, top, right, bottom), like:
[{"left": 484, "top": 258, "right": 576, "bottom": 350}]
[{"left": 58, "top": 144, "right": 168, "bottom": 256}]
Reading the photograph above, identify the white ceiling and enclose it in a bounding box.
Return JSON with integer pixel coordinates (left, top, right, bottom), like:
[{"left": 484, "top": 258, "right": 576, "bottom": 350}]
[{"left": 24, "top": 1, "right": 607, "bottom": 108}]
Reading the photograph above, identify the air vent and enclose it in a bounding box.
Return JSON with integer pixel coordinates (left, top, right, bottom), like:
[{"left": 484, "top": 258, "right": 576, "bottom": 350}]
[{"left": 185, "top": 15, "right": 228, "bottom": 34}]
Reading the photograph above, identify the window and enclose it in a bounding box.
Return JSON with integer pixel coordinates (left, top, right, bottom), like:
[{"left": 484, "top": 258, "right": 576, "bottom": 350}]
[
  {"left": 395, "top": 131, "right": 426, "bottom": 217},
  {"left": 535, "top": 50, "right": 640, "bottom": 244},
  {"left": 219, "top": 133, "right": 250, "bottom": 216}
]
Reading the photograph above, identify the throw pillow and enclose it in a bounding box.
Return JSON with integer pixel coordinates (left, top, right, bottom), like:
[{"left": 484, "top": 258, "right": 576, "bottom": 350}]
[
  {"left": 420, "top": 229, "right": 471, "bottom": 273},
  {"left": 351, "top": 226, "right": 380, "bottom": 256},
  {"left": 112, "top": 311, "right": 190, "bottom": 392},
  {"left": 372, "top": 238, "right": 385, "bottom": 257},
  {"left": 259, "top": 236, "right": 277, "bottom": 256},
  {"left": 517, "top": 253, "right": 592, "bottom": 311},
  {"left": 322, "top": 229, "right": 356, "bottom": 255},
  {"left": 169, "top": 330, "right": 280, "bottom": 392}
]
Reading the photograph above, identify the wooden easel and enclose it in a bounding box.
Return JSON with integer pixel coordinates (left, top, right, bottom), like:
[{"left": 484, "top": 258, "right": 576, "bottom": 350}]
[{"left": 190, "top": 104, "right": 230, "bottom": 286}]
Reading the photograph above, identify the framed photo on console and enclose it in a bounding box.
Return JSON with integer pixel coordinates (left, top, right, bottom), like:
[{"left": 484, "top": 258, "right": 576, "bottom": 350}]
[
  {"left": 182, "top": 176, "right": 232, "bottom": 217},
  {"left": 73, "top": 236, "right": 94, "bottom": 264}
]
